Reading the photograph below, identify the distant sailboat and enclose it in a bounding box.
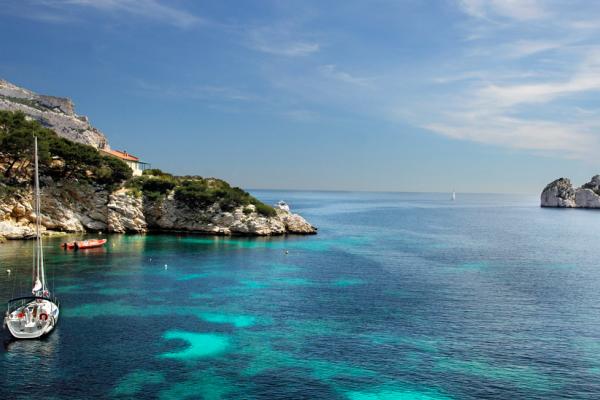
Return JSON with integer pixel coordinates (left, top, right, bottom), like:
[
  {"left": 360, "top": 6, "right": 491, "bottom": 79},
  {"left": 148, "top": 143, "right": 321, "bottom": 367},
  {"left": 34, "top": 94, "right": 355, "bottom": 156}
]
[
  {"left": 4, "top": 137, "right": 60, "bottom": 339},
  {"left": 451, "top": 191, "right": 456, "bottom": 201}
]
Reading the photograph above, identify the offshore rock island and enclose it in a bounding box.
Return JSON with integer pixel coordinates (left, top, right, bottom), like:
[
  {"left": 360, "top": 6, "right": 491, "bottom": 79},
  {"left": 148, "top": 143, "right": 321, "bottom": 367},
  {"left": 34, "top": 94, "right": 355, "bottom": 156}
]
[
  {"left": 0, "top": 79, "right": 316, "bottom": 239},
  {"left": 541, "top": 175, "right": 600, "bottom": 208}
]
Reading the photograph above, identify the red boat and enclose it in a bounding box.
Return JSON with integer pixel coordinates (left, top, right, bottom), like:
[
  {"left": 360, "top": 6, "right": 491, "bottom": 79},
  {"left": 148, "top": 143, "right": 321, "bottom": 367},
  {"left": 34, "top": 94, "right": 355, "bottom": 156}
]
[{"left": 62, "top": 239, "right": 107, "bottom": 250}]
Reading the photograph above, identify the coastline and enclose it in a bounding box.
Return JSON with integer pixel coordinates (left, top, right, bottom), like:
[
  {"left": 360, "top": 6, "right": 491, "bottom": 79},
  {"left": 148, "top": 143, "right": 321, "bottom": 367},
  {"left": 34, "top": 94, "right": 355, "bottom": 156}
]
[{"left": 0, "top": 185, "right": 317, "bottom": 241}]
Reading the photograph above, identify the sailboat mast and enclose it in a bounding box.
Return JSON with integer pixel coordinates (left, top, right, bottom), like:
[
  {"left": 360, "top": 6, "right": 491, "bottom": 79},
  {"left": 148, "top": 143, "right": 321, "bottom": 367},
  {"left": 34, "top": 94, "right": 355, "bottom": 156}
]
[{"left": 33, "top": 136, "right": 46, "bottom": 292}]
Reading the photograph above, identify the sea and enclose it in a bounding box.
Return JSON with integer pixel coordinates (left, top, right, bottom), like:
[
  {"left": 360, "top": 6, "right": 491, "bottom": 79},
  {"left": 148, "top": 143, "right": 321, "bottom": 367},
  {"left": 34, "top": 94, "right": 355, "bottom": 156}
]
[{"left": 1, "top": 191, "right": 599, "bottom": 400}]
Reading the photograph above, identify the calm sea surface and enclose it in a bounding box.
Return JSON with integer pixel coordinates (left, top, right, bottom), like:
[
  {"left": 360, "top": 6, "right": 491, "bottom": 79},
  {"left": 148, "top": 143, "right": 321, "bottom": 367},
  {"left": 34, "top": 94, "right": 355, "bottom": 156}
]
[{"left": 1, "top": 191, "right": 600, "bottom": 399}]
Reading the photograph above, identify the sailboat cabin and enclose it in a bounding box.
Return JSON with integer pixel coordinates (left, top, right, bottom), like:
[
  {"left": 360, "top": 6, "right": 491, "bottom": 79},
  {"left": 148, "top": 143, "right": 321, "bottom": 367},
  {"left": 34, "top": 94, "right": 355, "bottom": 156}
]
[{"left": 100, "top": 149, "right": 150, "bottom": 176}]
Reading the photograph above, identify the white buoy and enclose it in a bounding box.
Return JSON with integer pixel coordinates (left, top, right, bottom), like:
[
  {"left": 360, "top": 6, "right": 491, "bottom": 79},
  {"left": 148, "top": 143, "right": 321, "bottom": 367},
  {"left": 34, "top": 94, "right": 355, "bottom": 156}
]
[
  {"left": 164, "top": 264, "right": 168, "bottom": 270},
  {"left": 6, "top": 269, "right": 11, "bottom": 275}
]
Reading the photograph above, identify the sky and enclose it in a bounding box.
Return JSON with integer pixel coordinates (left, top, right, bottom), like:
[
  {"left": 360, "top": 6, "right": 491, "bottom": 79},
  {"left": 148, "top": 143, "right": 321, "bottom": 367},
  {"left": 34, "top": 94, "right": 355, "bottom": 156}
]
[{"left": 1, "top": 0, "right": 600, "bottom": 193}]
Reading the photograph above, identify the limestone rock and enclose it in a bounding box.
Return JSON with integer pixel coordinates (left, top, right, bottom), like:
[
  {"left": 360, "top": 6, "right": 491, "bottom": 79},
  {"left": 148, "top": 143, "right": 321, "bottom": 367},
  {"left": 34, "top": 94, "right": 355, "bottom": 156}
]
[
  {"left": 0, "top": 184, "right": 316, "bottom": 238},
  {"left": 540, "top": 178, "right": 576, "bottom": 207},
  {"left": 541, "top": 175, "right": 600, "bottom": 209},
  {"left": 107, "top": 190, "right": 147, "bottom": 233},
  {"left": 575, "top": 188, "right": 600, "bottom": 208},
  {"left": 0, "top": 79, "right": 108, "bottom": 148},
  {"left": 276, "top": 209, "right": 317, "bottom": 234}
]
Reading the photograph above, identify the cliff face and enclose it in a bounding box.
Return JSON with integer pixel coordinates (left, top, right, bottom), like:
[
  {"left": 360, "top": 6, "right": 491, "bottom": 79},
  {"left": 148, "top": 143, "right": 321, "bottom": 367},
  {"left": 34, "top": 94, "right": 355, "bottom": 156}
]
[
  {"left": 0, "top": 184, "right": 316, "bottom": 239},
  {"left": 541, "top": 175, "right": 600, "bottom": 208},
  {"left": 0, "top": 79, "right": 108, "bottom": 148}
]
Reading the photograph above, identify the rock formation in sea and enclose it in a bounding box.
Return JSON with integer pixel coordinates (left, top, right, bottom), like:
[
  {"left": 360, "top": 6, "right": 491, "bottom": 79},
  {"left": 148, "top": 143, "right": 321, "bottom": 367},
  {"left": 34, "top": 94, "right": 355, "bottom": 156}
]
[
  {"left": 0, "top": 183, "right": 316, "bottom": 239},
  {"left": 0, "top": 79, "right": 108, "bottom": 148},
  {"left": 541, "top": 175, "right": 600, "bottom": 208}
]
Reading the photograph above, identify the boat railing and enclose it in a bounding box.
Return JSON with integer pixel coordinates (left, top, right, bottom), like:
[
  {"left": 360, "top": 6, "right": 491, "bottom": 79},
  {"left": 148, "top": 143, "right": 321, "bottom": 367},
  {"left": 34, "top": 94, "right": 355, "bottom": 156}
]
[{"left": 6, "top": 295, "right": 60, "bottom": 314}]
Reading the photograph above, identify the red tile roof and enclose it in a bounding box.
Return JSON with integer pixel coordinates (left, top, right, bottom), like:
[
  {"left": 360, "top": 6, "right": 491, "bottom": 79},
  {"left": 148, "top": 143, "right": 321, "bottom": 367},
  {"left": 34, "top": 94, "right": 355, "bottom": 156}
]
[{"left": 101, "top": 149, "right": 140, "bottom": 162}]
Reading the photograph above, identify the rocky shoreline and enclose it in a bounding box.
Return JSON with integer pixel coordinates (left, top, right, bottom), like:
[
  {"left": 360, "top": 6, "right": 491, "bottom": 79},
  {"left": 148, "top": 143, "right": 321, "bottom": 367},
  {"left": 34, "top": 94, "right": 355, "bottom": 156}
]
[
  {"left": 541, "top": 175, "right": 600, "bottom": 208},
  {"left": 0, "top": 183, "right": 316, "bottom": 240}
]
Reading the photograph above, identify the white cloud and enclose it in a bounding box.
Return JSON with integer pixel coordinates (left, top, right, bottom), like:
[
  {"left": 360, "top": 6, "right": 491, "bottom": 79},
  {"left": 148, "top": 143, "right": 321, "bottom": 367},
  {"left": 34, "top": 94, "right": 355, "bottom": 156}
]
[
  {"left": 458, "top": 0, "right": 549, "bottom": 21},
  {"left": 134, "top": 80, "right": 254, "bottom": 102},
  {"left": 503, "top": 40, "right": 565, "bottom": 58},
  {"left": 474, "top": 49, "right": 600, "bottom": 107},
  {"left": 420, "top": 49, "right": 600, "bottom": 159},
  {"left": 425, "top": 113, "right": 598, "bottom": 159},
  {"left": 400, "top": 2, "right": 600, "bottom": 159},
  {"left": 246, "top": 26, "right": 320, "bottom": 57},
  {"left": 318, "top": 65, "right": 371, "bottom": 87},
  {"left": 253, "top": 41, "right": 320, "bottom": 57},
  {"left": 20, "top": 0, "right": 202, "bottom": 28}
]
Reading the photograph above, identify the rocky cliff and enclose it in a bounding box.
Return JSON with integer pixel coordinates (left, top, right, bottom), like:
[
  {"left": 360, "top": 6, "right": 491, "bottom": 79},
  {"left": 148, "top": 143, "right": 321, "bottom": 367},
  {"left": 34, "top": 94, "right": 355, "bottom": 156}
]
[
  {"left": 0, "top": 183, "right": 316, "bottom": 239},
  {"left": 0, "top": 79, "right": 108, "bottom": 148},
  {"left": 541, "top": 175, "right": 600, "bottom": 208}
]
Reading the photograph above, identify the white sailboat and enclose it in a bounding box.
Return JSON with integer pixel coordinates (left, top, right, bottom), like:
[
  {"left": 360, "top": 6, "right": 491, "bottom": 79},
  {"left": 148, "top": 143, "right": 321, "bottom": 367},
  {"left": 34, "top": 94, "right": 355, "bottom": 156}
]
[
  {"left": 451, "top": 191, "right": 456, "bottom": 201},
  {"left": 4, "top": 137, "right": 60, "bottom": 339}
]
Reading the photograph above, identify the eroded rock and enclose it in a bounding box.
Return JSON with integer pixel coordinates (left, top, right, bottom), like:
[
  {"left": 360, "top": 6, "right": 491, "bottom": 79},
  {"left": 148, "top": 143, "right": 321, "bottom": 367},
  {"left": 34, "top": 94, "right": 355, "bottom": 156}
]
[{"left": 542, "top": 175, "right": 600, "bottom": 208}]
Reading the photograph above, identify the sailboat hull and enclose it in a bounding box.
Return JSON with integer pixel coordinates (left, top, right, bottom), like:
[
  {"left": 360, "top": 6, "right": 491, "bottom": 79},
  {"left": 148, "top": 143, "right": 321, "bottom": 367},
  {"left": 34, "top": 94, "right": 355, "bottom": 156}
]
[{"left": 4, "top": 299, "right": 59, "bottom": 339}]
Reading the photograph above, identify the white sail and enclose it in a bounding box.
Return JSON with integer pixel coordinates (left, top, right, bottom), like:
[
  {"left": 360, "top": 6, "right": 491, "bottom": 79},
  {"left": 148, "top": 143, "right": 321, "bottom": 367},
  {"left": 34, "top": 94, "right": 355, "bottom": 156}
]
[{"left": 32, "top": 278, "right": 42, "bottom": 293}]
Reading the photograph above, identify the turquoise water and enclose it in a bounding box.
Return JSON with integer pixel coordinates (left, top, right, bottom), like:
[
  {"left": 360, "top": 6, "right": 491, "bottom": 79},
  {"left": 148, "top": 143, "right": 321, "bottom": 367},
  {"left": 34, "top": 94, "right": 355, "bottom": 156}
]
[{"left": 1, "top": 191, "right": 600, "bottom": 399}]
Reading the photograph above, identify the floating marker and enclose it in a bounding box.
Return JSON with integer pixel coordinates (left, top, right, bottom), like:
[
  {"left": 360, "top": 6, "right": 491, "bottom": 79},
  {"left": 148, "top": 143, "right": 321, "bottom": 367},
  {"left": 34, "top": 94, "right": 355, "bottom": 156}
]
[
  {"left": 6, "top": 269, "right": 11, "bottom": 274},
  {"left": 164, "top": 264, "right": 168, "bottom": 270}
]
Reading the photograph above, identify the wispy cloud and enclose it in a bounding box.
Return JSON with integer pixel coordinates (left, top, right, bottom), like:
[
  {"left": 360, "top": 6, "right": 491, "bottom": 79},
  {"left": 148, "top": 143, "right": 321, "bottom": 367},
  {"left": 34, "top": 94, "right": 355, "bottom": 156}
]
[
  {"left": 246, "top": 26, "right": 320, "bottom": 57},
  {"left": 318, "top": 64, "right": 371, "bottom": 87},
  {"left": 503, "top": 39, "right": 566, "bottom": 58},
  {"left": 9, "top": 0, "right": 202, "bottom": 28},
  {"left": 283, "top": 109, "right": 319, "bottom": 122},
  {"left": 134, "top": 80, "right": 255, "bottom": 102},
  {"left": 409, "top": 1, "right": 600, "bottom": 160},
  {"left": 458, "top": 0, "right": 549, "bottom": 21},
  {"left": 425, "top": 112, "right": 599, "bottom": 159}
]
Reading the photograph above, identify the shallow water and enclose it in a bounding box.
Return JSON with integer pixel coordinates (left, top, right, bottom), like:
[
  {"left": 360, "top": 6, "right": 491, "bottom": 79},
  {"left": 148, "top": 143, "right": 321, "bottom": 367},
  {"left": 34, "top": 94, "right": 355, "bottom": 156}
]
[{"left": 1, "top": 191, "right": 600, "bottom": 399}]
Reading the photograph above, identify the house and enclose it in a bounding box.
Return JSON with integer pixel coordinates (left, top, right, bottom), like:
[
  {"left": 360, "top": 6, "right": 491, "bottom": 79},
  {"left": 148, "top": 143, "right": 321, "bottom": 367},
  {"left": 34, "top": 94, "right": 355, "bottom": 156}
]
[{"left": 100, "top": 149, "right": 150, "bottom": 176}]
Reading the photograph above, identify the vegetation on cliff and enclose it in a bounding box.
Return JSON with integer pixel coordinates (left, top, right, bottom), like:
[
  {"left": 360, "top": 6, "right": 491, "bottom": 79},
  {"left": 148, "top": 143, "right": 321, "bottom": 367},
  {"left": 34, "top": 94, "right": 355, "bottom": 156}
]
[
  {"left": 0, "top": 110, "right": 276, "bottom": 216},
  {"left": 0, "top": 110, "right": 131, "bottom": 191},
  {"left": 126, "top": 169, "right": 276, "bottom": 216}
]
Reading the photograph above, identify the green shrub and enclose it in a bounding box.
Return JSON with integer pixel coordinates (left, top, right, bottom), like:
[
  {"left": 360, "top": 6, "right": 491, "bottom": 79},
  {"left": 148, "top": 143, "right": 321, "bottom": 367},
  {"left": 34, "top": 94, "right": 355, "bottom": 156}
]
[
  {"left": 174, "top": 179, "right": 214, "bottom": 207},
  {"left": 253, "top": 202, "right": 277, "bottom": 217},
  {"left": 143, "top": 168, "right": 173, "bottom": 179},
  {"left": 142, "top": 177, "right": 175, "bottom": 194}
]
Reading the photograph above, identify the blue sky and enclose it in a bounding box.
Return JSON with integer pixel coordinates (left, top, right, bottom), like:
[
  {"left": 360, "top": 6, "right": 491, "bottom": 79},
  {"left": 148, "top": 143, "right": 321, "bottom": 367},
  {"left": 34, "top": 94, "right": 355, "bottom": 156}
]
[{"left": 1, "top": 0, "right": 600, "bottom": 193}]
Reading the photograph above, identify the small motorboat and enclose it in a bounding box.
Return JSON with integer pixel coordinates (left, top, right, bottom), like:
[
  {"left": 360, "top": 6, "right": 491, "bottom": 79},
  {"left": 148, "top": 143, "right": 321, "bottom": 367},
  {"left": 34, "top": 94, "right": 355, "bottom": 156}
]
[
  {"left": 275, "top": 200, "right": 290, "bottom": 212},
  {"left": 62, "top": 239, "right": 107, "bottom": 250}
]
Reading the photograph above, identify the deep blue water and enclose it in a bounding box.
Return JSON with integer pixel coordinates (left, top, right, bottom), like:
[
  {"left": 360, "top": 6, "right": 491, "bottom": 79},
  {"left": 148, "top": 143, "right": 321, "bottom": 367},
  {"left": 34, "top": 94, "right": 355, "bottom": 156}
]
[{"left": 1, "top": 191, "right": 600, "bottom": 399}]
